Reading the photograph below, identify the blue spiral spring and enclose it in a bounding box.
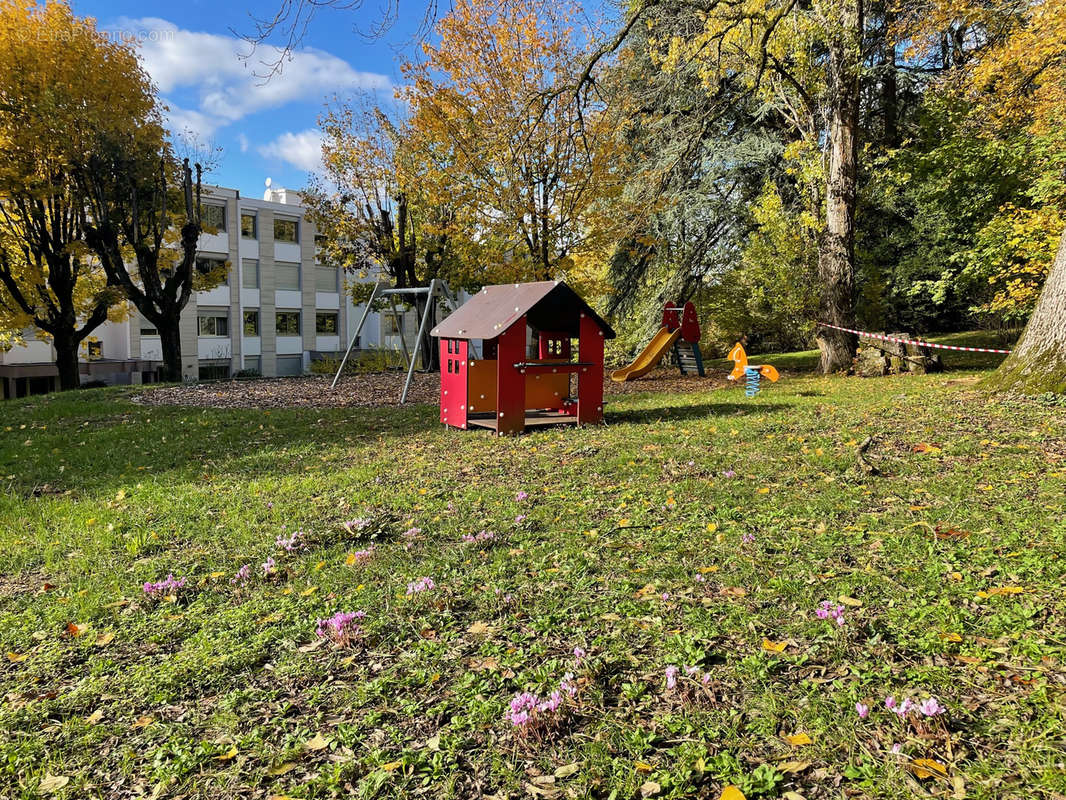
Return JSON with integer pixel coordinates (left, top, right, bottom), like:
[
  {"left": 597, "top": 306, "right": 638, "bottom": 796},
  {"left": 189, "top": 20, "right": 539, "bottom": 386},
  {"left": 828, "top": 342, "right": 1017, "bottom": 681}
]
[{"left": 744, "top": 366, "right": 761, "bottom": 397}]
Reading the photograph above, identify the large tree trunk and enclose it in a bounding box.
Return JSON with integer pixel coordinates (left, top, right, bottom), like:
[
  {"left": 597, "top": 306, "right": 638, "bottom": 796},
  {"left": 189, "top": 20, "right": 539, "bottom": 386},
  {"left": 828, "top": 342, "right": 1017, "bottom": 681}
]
[
  {"left": 985, "top": 227, "right": 1066, "bottom": 394},
  {"left": 816, "top": 0, "right": 863, "bottom": 374},
  {"left": 53, "top": 335, "right": 81, "bottom": 391},
  {"left": 157, "top": 323, "right": 183, "bottom": 383}
]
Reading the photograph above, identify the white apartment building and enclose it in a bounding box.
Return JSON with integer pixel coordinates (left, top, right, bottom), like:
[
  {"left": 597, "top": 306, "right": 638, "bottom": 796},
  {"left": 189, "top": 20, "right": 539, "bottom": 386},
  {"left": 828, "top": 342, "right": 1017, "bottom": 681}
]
[{"left": 0, "top": 184, "right": 418, "bottom": 398}]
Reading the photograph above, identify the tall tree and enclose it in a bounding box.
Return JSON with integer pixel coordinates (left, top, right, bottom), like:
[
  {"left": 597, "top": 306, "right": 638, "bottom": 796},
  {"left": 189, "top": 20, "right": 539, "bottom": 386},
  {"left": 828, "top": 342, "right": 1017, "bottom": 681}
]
[
  {"left": 956, "top": 0, "right": 1066, "bottom": 393},
  {"left": 401, "top": 0, "right": 625, "bottom": 285},
  {"left": 0, "top": 0, "right": 134, "bottom": 389}
]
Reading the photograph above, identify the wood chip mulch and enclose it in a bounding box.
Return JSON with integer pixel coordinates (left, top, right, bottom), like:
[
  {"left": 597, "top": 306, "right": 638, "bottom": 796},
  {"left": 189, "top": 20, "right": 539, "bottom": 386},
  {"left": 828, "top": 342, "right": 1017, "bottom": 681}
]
[{"left": 131, "top": 367, "right": 735, "bottom": 410}]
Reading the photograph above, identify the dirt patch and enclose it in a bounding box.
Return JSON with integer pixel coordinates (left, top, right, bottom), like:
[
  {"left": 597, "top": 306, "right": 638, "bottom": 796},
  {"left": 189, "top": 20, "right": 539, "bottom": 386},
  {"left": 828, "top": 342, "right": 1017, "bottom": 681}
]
[{"left": 130, "top": 367, "right": 738, "bottom": 410}]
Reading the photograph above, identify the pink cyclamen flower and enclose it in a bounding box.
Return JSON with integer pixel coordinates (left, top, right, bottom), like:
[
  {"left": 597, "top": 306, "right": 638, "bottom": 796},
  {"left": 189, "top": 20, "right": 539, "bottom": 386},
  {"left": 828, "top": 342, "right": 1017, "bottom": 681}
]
[
  {"left": 142, "top": 574, "right": 187, "bottom": 596},
  {"left": 573, "top": 647, "right": 585, "bottom": 661},
  {"left": 514, "top": 515, "right": 527, "bottom": 524},
  {"left": 665, "top": 666, "right": 679, "bottom": 689},
  {"left": 262, "top": 557, "right": 276, "bottom": 576},
  {"left": 315, "top": 610, "right": 366, "bottom": 646},
  {"left": 276, "top": 530, "right": 303, "bottom": 552},
  {"left": 516, "top": 491, "right": 528, "bottom": 501},
  {"left": 816, "top": 601, "right": 846, "bottom": 626},
  {"left": 918, "top": 697, "right": 945, "bottom": 717},
  {"left": 701, "top": 673, "right": 711, "bottom": 685},
  {"left": 342, "top": 517, "right": 371, "bottom": 533},
  {"left": 891, "top": 743, "right": 902, "bottom": 755},
  {"left": 722, "top": 470, "right": 737, "bottom": 478},
  {"left": 406, "top": 576, "right": 436, "bottom": 595},
  {"left": 230, "top": 564, "right": 251, "bottom": 585},
  {"left": 560, "top": 672, "right": 577, "bottom": 697},
  {"left": 856, "top": 702, "right": 869, "bottom": 719},
  {"left": 885, "top": 695, "right": 896, "bottom": 710},
  {"left": 741, "top": 532, "right": 756, "bottom": 545}
]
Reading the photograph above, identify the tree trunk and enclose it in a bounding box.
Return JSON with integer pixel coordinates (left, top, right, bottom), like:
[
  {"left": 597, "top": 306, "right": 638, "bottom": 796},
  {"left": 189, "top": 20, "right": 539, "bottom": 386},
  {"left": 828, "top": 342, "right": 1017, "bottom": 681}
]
[
  {"left": 816, "top": 0, "right": 863, "bottom": 374},
  {"left": 158, "top": 323, "right": 183, "bottom": 383},
  {"left": 984, "top": 227, "right": 1066, "bottom": 394},
  {"left": 53, "top": 336, "right": 81, "bottom": 391}
]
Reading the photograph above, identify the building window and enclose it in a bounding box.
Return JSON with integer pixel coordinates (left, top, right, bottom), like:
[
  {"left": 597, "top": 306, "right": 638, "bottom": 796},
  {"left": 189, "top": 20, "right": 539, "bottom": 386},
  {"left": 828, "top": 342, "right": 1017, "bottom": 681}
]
[
  {"left": 140, "top": 321, "right": 158, "bottom": 336},
  {"left": 315, "top": 266, "right": 339, "bottom": 293},
  {"left": 243, "top": 310, "right": 260, "bottom": 336},
  {"left": 274, "top": 218, "right": 298, "bottom": 243},
  {"left": 276, "top": 262, "right": 300, "bottom": 291},
  {"left": 240, "top": 213, "right": 257, "bottom": 239},
  {"left": 198, "top": 313, "right": 229, "bottom": 337},
  {"left": 314, "top": 234, "right": 327, "bottom": 263},
  {"left": 276, "top": 311, "right": 301, "bottom": 336},
  {"left": 196, "top": 257, "right": 228, "bottom": 284},
  {"left": 202, "top": 204, "right": 226, "bottom": 232},
  {"left": 242, "top": 356, "right": 261, "bottom": 373},
  {"left": 316, "top": 312, "right": 338, "bottom": 335},
  {"left": 276, "top": 355, "right": 303, "bottom": 376},
  {"left": 242, "top": 259, "right": 259, "bottom": 289},
  {"left": 198, "top": 361, "right": 230, "bottom": 381}
]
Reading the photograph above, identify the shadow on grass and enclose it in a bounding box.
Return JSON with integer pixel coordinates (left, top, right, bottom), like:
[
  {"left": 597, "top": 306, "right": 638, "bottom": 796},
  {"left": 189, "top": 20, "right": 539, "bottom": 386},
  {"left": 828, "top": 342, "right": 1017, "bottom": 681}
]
[{"left": 606, "top": 401, "right": 792, "bottom": 425}]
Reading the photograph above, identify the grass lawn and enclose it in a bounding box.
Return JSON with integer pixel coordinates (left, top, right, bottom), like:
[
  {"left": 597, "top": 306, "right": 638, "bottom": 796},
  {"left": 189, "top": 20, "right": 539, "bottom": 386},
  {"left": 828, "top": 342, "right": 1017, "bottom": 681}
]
[{"left": 1, "top": 341, "right": 1063, "bottom": 800}]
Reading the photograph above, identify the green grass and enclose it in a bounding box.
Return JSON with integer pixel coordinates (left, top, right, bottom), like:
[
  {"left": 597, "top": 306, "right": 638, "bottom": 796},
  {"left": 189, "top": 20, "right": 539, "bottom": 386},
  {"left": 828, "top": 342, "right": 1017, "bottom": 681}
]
[{"left": 1, "top": 344, "right": 1064, "bottom": 800}]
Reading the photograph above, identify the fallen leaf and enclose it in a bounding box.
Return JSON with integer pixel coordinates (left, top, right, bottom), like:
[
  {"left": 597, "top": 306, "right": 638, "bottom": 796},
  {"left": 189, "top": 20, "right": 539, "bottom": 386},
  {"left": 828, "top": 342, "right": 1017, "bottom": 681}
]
[
  {"left": 426, "top": 735, "right": 441, "bottom": 752},
  {"left": 940, "top": 632, "right": 963, "bottom": 642},
  {"left": 38, "top": 775, "right": 70, "bottom": 794},
  {"left": 6, "top": 652, "right": 27, "bottom": 662},
  {"left": 345, "top": 552, "right": 358, "bottom": 565},
  {"left": 634, "top": 761, "right": 653, "bottom": 772},
  {"left": 976, "top": 586, "right": 1025, "bottom": 598},
  {"left": 216, "top": 745, "right": 238, "bottom": 761},
  {"left": 778, "top": 761, "right": 810, "bottom": 774},
  {"left": 66, "top": 622, "right": 87, "bottom": 637},
  {"left": 380, "top": 760, "right": 402, "bottom": 771},
  {"left": 784, "top": 732, "right": 812, "bottom": 746},
  {"left": 131, "top": 715, "right": 154, "bottom": 729},
  {"left": 85, "top": 708, "right": 104, "bottom": 725},
  {"left": 267, "top": 762, "right": 298, "bottom": 776},
  {"left": 912, "top": 443, "right": 942, "bottom": 454},
  {"left": 762, "top": 639, "right": 788, "bottom": 653},
  {"left": 467, "top": 621, "right": 492, "bottom": 635},
  {"left": 554, "top": 763, "right": 580, "bottom": 779},
  {"left": 719, "top": 787, "right": 746, "bottom": 800},
  {"left": 910, "top": 758, "right": 948, "bottom": 779},
  {"left": 300, "top": 586, "right": 318, "bottom": 596},
  {"left": 640, "top": 780, "right": 661, "bottom": 797},
  {"left": 305, "top": 733, "right": 330, "bottom": 751},
  {"left": 838, "top": 595, "right": 862, "bottom": 607},
  {"left": 94, "top": 631, "right": 115, "bottom": 647},
  {"left": 297, "top": 638, "right": 325, "bottom": 653}
]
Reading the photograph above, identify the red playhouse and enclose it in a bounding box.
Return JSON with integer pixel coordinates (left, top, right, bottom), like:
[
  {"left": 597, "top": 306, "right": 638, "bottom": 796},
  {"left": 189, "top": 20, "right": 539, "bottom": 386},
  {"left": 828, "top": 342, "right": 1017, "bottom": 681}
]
[{"left": 430, "top": 280, "right": 615, "bottom": 435}]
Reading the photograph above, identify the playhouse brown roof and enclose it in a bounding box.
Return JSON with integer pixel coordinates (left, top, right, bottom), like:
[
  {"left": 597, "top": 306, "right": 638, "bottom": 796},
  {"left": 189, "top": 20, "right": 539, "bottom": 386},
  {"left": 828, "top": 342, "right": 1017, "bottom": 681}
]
[{"left": 430, "top": 281, "right": 616, "bottom": 340}]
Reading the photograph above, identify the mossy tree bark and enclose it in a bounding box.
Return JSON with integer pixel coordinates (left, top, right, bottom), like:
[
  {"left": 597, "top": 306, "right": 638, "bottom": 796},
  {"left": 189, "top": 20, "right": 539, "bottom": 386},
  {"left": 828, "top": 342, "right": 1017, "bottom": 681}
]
[{"left": 984, "top": 227, "right": 1066, "bottom": 395}]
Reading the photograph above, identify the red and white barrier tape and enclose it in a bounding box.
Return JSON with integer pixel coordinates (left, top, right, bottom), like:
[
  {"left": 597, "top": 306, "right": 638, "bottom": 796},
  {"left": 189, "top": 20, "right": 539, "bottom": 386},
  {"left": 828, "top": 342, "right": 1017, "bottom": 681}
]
[{"left": 816, "top": 323, "right": 1012, "bottom": 354}]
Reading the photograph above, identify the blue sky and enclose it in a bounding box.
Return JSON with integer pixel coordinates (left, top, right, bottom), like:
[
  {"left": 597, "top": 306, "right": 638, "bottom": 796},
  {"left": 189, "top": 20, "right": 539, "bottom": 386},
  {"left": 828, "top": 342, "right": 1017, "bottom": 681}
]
[{"left": 74, "top": 0, "right": 431, "bottom": 197}]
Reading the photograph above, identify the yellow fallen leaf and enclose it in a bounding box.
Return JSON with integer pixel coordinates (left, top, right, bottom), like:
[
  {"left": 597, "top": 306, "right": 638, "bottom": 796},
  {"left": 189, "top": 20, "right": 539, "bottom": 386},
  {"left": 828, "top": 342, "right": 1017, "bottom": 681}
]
[
  {"left": 757, "top": 487, "right": 770, "bottom": 494},
  {"left": 909, "top": 758, "right": 948, "bottom": 779},
  {"left": 785, "top": 732, "right": 812, "bottom": 746},
  {"left": 85, "top": 708, "right": 104, "bottom": 725},
  {"left": 345, "top": 552, "right": 358, "bottom": 565},
  {"left": 467, "top": 621, "right": 492, "bottom": 635},
  {"left": 131, "top": 715, "right": 154, "bottom": 729},
  {"left": 762, "top": 639, "right": 787, "bottom": 653},
  {"left": 940, "top": 632, "right": 963, "bottom": 642},
  {"left": 38, "top": 774, "right": 70, "bottom": 794},
  {"left": 216, "top": 745, "right": 238, "bottom": 761},
  {"left": 698, "top": 565, "right": 720, "bottom": 574},
  {"left": 94, "top": 631, "right": 115, "bottom": 647},
  {"left": 6, "top": 652, "right": 27, "bottom": 662},
  {"left": 300, "top": 586, "right": 318, "bottom": 597},
  {"left": 66, "top": 622, "right": 87, "bottom": 637},
  {"left": 380, "top": 760, "right": 403, "bottom": 772},
  {"left": 268, "top": 762, "right": 298, "bottom": 776},
  {"left": 720, "top": 786, "right": 746, "bottom": 800},
  {"left": 634, "top": 761, "right": 653, "bottom": 772},
  {"left": 305, "top": 733, "right": 330, "bottom": 751},
  {"left": 976, "top": 586, "right": 1025, "bottom": 598},
  {"left": 838, "top": 595, "right": 861, "bottom": 607}
]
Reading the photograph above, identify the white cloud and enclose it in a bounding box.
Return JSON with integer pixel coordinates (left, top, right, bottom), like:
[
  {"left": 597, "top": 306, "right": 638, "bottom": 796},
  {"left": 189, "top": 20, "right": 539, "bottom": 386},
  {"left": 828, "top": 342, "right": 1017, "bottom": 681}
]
[
  {"left": 237, "top": 133, "right": 250, "bottom": 153},
  {"left": 114, "top": 17, "right": 390, "bottom": 138},
  {"left": 259, "top": 129, "right": 325, "bottom": 173}
]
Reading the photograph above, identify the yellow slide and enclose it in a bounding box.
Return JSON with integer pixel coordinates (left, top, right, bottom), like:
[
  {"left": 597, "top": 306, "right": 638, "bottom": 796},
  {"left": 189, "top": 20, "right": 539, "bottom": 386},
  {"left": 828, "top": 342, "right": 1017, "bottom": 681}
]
[{"left": 611, "top": 327, "right": 682, "bottom": 382}]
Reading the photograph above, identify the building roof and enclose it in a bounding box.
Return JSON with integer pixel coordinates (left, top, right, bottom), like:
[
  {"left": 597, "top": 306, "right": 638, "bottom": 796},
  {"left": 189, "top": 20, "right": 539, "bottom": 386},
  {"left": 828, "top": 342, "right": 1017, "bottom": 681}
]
[{"left": 431, "top": 281, "right": 615, "bottom": 340}]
